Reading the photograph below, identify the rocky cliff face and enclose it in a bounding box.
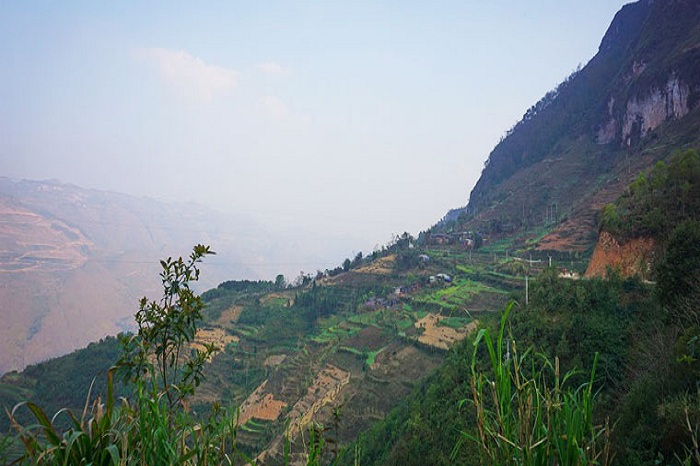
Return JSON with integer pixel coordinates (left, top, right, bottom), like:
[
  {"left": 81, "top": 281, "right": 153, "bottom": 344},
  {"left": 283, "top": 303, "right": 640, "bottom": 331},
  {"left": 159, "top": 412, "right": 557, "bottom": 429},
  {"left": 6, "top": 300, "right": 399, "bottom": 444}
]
[
  {"left": 452, "top": 0, "right": 700, "bottom": 246},
  {"left": 597, "top": 74, "right": 693, "bottom": 146},
  {"left": 623, "top": 76, "right": 691, "bottom": 142},
  {"left": 595, "top": 0, "right": 700, "bottom": 147}
]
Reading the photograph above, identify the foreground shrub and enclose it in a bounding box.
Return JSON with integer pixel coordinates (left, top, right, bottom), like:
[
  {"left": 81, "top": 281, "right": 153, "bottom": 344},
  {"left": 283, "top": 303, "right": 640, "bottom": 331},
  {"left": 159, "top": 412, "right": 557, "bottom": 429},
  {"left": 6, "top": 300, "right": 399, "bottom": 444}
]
[{"left": 6, "top": 246, "right": 253, "bottom": 465}]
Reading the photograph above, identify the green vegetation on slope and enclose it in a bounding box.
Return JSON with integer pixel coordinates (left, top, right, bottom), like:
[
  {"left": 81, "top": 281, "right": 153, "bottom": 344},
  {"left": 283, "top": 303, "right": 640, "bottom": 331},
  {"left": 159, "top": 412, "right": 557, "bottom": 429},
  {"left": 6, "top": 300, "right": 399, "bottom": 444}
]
[
  {"left": 0, "top": 235, "right": 519, "bottom": 464},
  {"left": 0, "top": 336, "right": 128, "bottom": 433},
  {"left": 341, "top": 269, "right": 700, "bottom": 465},
  {"left": 337, "top": 336, "right": 479, "bottom": 466},
  {"left": 343, "top": 142, "right": 700, "bottom": 465},
  {"left": 463, "top": 305, "right": 610, "bottom": 466},
  {"left": 600, "top": 149, "right": 700, "bottom": 241},
  {"left": 3, "top": 141, "right": 699, "bottom": 466}
]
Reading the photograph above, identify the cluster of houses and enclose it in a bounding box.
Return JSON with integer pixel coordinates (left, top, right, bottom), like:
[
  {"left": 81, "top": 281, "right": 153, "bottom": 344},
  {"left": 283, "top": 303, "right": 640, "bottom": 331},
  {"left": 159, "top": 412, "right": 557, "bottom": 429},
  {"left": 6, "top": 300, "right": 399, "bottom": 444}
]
[
  {"left": 416, "top": 254, "right": 453, "bottom": 285},
  {"left": 427, "top": 231, "right": 484, "bottom": 248},
  {"left": 392, "top": 273, "right": 452, "bottom": 299},
  {"left": 429, "top": 273, "right": 452, "bottom": 284},
  {"left": 360, "top": 249, "right": 460, "bottom": 311}
]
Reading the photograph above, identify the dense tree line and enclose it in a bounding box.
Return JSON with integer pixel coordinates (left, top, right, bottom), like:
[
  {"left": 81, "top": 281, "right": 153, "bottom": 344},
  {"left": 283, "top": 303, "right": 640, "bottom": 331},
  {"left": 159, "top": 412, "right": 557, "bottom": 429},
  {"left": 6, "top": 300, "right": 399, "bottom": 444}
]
[
  {"left": 0, "top": 336, "right": 128, "bottom": 433},
  {"left": 340, "top": 269, "right": 700, "bottom": 465},
  {"left": 600, "top": 149, "right": 700, "bottom": 241}
]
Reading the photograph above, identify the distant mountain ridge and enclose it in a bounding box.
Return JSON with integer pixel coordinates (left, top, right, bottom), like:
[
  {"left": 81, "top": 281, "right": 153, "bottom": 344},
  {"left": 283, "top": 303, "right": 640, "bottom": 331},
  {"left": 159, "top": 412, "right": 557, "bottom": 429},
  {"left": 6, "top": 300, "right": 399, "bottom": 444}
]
[
  {"left": 451, "top": 0, "right": 700, "bottom": 249},
  {"left": 0, "top": 177, "right": 349, "bottom": 374}
]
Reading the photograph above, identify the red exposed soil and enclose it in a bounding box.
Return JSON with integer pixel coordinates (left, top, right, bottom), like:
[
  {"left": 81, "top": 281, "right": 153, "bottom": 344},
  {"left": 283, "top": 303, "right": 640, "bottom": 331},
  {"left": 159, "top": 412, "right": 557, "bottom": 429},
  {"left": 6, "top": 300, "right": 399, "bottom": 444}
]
[
  {"left": 585, "top": 231, "right": 655, "bottom": 279},
  {"left": 237, "top": 380, "right": 287, "bottom": 425},
  {"left": 536, "top": 217, "right": 597, "bottom": 252}
]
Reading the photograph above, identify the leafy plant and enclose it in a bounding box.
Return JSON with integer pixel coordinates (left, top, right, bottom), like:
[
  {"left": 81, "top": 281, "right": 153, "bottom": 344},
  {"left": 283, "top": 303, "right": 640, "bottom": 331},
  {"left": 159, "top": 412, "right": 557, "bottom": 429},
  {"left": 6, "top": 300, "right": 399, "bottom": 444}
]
[
  {"left": 8, "top": 373, "right": 122, "bottom": 466},
  {"left": 117, "top": 244, "right": 218, "bottom": 412},
  {"left": 655, "top": 219, "right": 700, "bottom": 321},
  {"left": 601, "top": 149, "right": 700, "bottom": 241},
  {"left": 657, "top": 392, "right": 700, "bottom": 466}
]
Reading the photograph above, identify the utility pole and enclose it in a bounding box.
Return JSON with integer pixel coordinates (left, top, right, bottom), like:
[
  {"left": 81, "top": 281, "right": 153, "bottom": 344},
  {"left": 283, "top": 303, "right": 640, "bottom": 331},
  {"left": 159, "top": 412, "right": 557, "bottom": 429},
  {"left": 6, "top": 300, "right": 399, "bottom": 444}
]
[
  {"left": 525, "top": 274, "right": 529, "bottom": 306},
  {"left": 527, "top": 252, "right": 532, "bottom": 306}
]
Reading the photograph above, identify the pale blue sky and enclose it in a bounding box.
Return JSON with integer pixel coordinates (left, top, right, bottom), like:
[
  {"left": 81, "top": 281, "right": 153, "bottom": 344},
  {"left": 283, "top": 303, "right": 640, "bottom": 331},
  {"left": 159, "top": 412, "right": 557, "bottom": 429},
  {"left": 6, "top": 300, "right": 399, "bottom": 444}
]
[{"left": 1, "top": 1, "right": 629, "bottom": 254}]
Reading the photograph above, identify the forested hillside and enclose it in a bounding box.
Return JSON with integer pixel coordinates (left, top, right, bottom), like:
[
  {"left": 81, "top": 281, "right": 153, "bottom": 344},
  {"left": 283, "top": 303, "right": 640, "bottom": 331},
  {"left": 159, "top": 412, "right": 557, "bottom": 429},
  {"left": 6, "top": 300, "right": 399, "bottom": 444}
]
[{"left": 346, "top": 144, "right": 700, "bottom": 465}]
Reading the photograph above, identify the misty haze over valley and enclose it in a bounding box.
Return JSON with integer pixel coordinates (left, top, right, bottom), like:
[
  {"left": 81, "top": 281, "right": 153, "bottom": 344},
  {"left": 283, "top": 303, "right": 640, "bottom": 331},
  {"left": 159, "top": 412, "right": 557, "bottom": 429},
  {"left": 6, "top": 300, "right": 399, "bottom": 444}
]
[{"left": 3, "top": 1, "right": 700, "bottom": 465}]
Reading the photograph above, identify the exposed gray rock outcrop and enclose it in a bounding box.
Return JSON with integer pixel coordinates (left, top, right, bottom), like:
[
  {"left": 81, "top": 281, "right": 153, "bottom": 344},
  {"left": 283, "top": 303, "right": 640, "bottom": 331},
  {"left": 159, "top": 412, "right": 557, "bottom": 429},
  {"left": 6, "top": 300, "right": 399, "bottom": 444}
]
[{"left": 597, "top": 75, "right": 692, "bottom": 145}]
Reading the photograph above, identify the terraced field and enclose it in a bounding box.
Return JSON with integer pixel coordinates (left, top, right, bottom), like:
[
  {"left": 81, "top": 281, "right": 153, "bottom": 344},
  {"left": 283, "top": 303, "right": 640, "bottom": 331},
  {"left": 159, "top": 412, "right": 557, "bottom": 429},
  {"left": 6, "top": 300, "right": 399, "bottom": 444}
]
[{"left": 183, "top": 244, "right": 516, "bottom": 463}]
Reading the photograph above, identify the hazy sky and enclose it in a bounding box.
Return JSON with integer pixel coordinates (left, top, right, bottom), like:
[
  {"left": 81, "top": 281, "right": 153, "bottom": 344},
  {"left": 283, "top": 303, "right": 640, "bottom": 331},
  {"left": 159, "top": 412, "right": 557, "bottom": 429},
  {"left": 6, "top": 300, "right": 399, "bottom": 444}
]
[{"left": 1, "top": 1, "right": 629, "bottom": 254}]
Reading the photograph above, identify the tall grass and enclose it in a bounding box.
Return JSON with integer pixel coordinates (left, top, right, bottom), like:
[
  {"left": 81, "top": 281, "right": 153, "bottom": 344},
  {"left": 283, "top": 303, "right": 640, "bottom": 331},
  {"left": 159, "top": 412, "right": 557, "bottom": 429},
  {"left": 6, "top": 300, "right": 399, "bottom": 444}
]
[
  {"left": 5, "top": 304, "right": 613, "bottom": 466},
  {"left": 6, "top": 369, "right": 255, "bottom": 466},
  {"left": 456, "top": 302, "right": 611, "bottom": 466},
  {"left": 5, "top": 372, "right": 347, "bottom": 466}
]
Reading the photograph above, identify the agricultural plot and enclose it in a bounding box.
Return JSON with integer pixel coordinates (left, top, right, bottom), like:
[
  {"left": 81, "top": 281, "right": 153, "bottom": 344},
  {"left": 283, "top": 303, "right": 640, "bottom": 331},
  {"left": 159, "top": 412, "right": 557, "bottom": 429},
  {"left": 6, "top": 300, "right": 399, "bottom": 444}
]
[
  {"left": 191, "top": 327, "right": 238, "bottom": 360},
  {"left": 311, "top": 324, "right": 361, "bottom": 344},
  {"left": 414, "top": 277, "right": 506, "bottom": 312},
  {"left": 286, "top": 364, "right": 350, "bottom": 439},
  {"left": 313, "top": 343, "right": 445, "bottom": 451},
  {"left": 260, "top": 292, "right": 295, "bottom": 307},
  {"left": 240, "top": 418, "right": 273, "bottom": 434},
  {"left": 352, "top": 254, "right": 396, "bottom": 275},
  {"left": 216, "top": 304, "right": 243, "bottom": 327},
  {"left": 231, "top": 324, "right": 261, "bottom": 339},
  {"left": 415, "top": 313, "right": 477, "bottom": 350},
  {"left": 237, "top": 380, "right": 287, "bottom": 426},
  {"left": 187, "top": 242, "right": 521, "bottom": 462},
  {"left": 263, "top": 354, "right": 287, "bottom": 367}
]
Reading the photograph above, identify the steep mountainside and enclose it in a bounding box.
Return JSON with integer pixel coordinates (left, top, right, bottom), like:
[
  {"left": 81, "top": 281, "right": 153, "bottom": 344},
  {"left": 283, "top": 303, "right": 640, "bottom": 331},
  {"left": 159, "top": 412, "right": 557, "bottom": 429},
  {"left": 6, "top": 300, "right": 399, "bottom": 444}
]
[{"left": 451, "top": 0, "right": 700, "bottom": 250}]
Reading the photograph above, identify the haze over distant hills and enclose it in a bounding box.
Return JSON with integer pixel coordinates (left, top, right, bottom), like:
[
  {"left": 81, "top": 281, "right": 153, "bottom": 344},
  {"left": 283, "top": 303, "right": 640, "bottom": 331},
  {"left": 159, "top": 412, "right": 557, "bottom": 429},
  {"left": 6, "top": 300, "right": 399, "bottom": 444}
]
[
  {"left": 2, "top": 1, "right": 700, "bottom": 464},
  {"left": 0, "top": 177, "right": 359, "bottom": 374}
]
